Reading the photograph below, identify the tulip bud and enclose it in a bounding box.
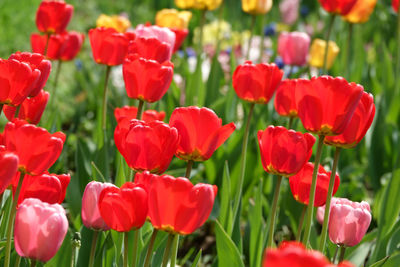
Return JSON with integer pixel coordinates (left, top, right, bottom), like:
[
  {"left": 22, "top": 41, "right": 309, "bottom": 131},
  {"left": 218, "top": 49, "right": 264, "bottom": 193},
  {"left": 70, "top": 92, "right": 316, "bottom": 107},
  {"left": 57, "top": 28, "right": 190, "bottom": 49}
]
[
  {"left": 241, "top": 0, "right": 273, "bottom": 15},
  {"left": 96, "top": 14, "right": 131, "bottom": 33},
  {"left": 35, "top": 0, "right": 74, "bottom": 34},
  {"left": 309, "top": 39, "right": 340, "bottom": 70}
]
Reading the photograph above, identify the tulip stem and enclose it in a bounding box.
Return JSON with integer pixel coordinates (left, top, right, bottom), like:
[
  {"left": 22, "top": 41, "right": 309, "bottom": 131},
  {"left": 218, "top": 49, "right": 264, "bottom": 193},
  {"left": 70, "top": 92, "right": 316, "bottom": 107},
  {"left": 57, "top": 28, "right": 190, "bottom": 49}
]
[
  {"left": 288, "top": 117, "right": 294, "bottom": 129},
  {"left": 246, "top": 15, "right": 257, "bottom": 60},
  {"left": 266, "top": 175, "right": 283, "bottom": 247},
  {"left": 15, "top": 105, "right": 21, "bottom": 118},
  {"left": 296, "top": 205, "right": 307, "bottom": 241},
  {"left": 170, "top": 234, "right": 179, "bottom": 267},
  {"left": 197, "top": 10, "right": 207, "bottom": 55},
  {"left": 232, "top": 102, "right": 255, "bottom": 234},
  {"left": 143, "top": 229, "right": 158, "bottom": 267},
  {"left": 185, "top": 160, "right": 194, "bottom": 178},
  {"left": 338, "top": 246, "right": 346, "bottom": 263},
  {"left": 131, "top": 229, "right": 139, "bottom": 267},
  {"left": 44, "top": 33, "right": 51, "bottom": 56},
  {"left": 30, "top": 260, "right": 36, "bottom": 267},
  {"left": 161, "top": 234, "right": 174, "bottom": 267},
  {"left": 4, "top": 172, "right": 25, "bottom": 267},
  {"left": 49, "top": 60, "right": 62, "bottom": 114},
  {"left": 88, "top": 231, "right": 99, "bottom": 267},
  {"left": 332, "top": 245, "right": 339, "bottom": 263},
  {"left": 101, "top": 65, "right": 112, "bottom": 130},
  {"left": 258, "top": 14, "right": 267, "bottom": 63},
  {"left": 302, "top": 135, "right": 325, "bottom": 246},
  {"left": 0, "top": 104, "right": 3, "bottom": 116},
  {"left": 124, "top": 232, "right": 129, "bottom": 267},
  {"left": 319, "top": 147, "right": 341, "bottom": 252},
  {"left": 322, "top": 14, "right": 336, "bottom": 74},
  {"left": 395, "top": 6, "right": 400, "bottom": 108},
  {"left": 14, "top": 255, "right": 21, "bottom": 267},
  {"left": 136, "top": 100, "right": 144, "bottom": 120},
  {"left": 344, "top": 23, "right": 353, "bottom": 79}
]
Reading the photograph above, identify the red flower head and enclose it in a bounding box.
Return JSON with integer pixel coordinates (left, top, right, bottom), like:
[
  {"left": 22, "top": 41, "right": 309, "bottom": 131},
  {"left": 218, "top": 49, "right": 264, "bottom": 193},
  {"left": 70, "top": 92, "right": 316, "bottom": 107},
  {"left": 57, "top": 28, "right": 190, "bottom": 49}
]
[
  {"left": 123, "top": 53, "right": 174, "bottom": 103},
  {"left": 232, "top": 61, "right": 283, "bottom": 104},
  {"left": 12, "top": 172, "right": 70, "bottom": 205},
  {"left": 128, "top": 37, "right": 172, "bottom": 64},
  {"left": 35, "top": 0, "right": 74, "bottom": 34},
  {"left": 169, "top": 106, "right": 236, "bottom": 161},
  {"left": 0, "top": 147, "right": 19, "bottom": 194},
  {"left": 114, "top": 105, "right": 166, "bottom": 122},
  {"left": 325, "top": 92, "right": 375, "bottom": 148},
  {"left": 89, "top": 27, "right": 135, "bottom": 66},
  {"left": 171, "top": 28, "right": 189, "bottom": 52},
  {"left": 135, "top": 172, "right": 218, "bottom": 235},
  {"left": 3, "top": 119, "right": 66, "bottom": 175},
  {"left": 289, "top": 162, "right": 340, "bottom": 207},
  {"left": 263, "top": 241, "right": 331, "bottom": 267},
  {"left": 0, "top": 58, "right": 40, "bottom": 106},
  {"left": 295, "top": 76, "right": 364, "bottom": 136},
  {"left": 9, "top": 52, "right": 51, "bottom": 97},
  {"left": 4, "top": 90, "right": 49, "bottom": 125},
  {"left": 274, "top": 79, "right": 299, "bottom": 118},
  {"left": 394, "top": 0, "right": 399, "bottom": 12},
  {"left": 98, "top": 182, "right": 148, "bottom": 232},
  {"left": 318, "top": 0, "right": 358, "bottom": 15},
  {"left": 114, "top": 119, "right": 179, "bottom": 174},
  {"left": 258, "top": 126, "right": 315, "bottom": 177}
]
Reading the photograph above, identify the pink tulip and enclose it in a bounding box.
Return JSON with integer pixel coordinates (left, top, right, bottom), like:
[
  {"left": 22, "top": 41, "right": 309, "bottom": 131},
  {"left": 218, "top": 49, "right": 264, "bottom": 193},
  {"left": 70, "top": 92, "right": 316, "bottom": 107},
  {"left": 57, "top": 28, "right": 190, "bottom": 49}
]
[
  {"left": 82, "top": 181, "right": 118, "bottom": 230},
  {"left": 279, "top": 0, "right": 300, "bottom": 25},
  {"left": 277, "top": 32, "right": 310, "bottom": 66},
  {"left": 0, "top": 147, "right": 19, "bottom": 194},
  {"left": 328, "top": 198, "right": 371, "bottom": 247},
  {"left": 14, "top": 198, "right": 68, "bottom": 262},
  {"left": 316, "top": 197, "right": 339, "bottom": 224}
]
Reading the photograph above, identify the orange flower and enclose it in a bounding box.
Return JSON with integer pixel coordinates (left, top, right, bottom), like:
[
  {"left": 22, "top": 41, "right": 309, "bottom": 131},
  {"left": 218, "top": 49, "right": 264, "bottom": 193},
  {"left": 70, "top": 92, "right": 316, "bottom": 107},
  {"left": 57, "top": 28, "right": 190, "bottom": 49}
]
[{"left": 343, "top": 0, "right": 377, "bottom": 24}]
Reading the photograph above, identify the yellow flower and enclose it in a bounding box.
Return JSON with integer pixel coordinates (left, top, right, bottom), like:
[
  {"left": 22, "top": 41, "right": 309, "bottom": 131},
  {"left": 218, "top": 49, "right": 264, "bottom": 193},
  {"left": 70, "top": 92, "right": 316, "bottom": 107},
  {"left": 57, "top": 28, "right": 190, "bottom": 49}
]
[
  {"left": 96, "top": 14, "right": 131, "bottom": 33},
  {"left": 241, "top": 0, "right": 273, "bottom": 15},
  {"left": 175, "top": 0, "right": 223, "bottom": 11},
  {"left": 343, "top": 0, "right": 377, "bottom": 24},
  {"left": 156, "top": 9, "right": 192, "bottom": 29},
  {"left": 309, "top": 39, "right": 340, "bottom": 70}
]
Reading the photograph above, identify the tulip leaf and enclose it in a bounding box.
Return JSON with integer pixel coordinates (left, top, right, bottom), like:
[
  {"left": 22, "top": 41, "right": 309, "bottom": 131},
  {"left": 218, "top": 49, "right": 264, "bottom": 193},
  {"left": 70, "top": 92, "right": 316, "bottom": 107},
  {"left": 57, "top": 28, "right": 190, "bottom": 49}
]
[
  {"left": 249, "top": 180, "right": 265, "bottom": 267},
  {"left": 219, "top": 161, "right": 233, "bottom": 232},
  {"left": 215, "top": 220, "right": 244, "bottom": 267},
  {"left": 369, "top": 253, "right": 400, "bottom": 267},
  {"left": 190, "top": 250, "right": 202, "bottom": 267}
]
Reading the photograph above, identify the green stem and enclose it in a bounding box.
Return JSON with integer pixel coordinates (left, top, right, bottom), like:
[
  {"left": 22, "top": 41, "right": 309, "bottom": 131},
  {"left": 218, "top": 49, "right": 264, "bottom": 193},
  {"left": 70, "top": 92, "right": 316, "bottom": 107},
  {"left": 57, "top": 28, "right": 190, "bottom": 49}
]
[
  {"left": 338, "top": 246, "right": 346, "bottom": 263},
  {"left": 170, "top": 234, "right": 179, "bottom": 267},
  {"left": 288, "top": 117, "right": 294, "bottom": 129},
  {"left": 131, "top": 230, "right": 139, "bottom": 267},
  {"left": 185, "top": 160, "right": 194, "bottom": 178},
  {"left": 88, "top": 231, "right": 99, "bottom": 267},
  {"left": 302, "top": 135, "right": 325, "bottom": 246},
  {"left": 14, "top": 255, "right": 21, "bottom": 267},
  {"left": 344, "top": 23, "right": 353, "bottom": 79},
  {"left": 44, "top": 33, "right": 51, "bottom": 56},
  {"left": 101, "top": 66, "right": 112, "bottom": 130},
  {"left": 258, "top": 14, "right": 267, "bottom": 63},
  {"left": 231, "top": 103, "right": 255, "bottom": 234},
  {"left": 71, "top": 243, "right": 76, "bottom": 267},
  {"left": 161, "top": 234, "right": 174, "bottom": 267},
  {"left": 266, "top": 175, "right": 283, "bottom": 247},
  {"left": 322, "top": 15, "right": 336, "bottom": 74},
  {"left": 30, "top": 260, "right": 36, "bottom": 267},
  {"left": 136, "top": 100, "right": 144, "bottom": 120},
  {"left": 14, "top": 105, "right": 21, "bottom": 118},
  {"left": 332, "top": 245, "right": 340, "bottom": 264},
  {"left": 197, "top": 10, "right": 207, "bottom": 55},
  {"left": 4, "top": 172, "right": 25, "bottom": 267},
  {"left": 49, "top": 60, "right": 62, "bottom": 112},
  {"left": 143, "top": 229, "right": 158, "bottom": 267},
  {"left": 319, "top": 147, "right": 341, "bottom": 252},
  {"left": 296, "top": 205, "right": 307, "bottom": 241},
  {"left": 246, "top": 15, "right": 257, "bottom": 60},
  {"left": 0, "top": 104, "right": 3, "bottom": 116},
  {"left": 124, "top": 232, "right": 129, "bottom": 267},
  {"left": 395, "top": 6, "right": 400, "bottom": 103}
]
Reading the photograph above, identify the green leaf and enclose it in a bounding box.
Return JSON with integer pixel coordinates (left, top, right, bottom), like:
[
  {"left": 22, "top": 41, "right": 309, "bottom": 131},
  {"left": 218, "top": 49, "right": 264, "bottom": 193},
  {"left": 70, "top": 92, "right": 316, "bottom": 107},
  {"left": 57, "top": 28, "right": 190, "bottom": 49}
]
[
  {"left": 249, "top": 180, "right": 265, "bottom": 267},
  {"left": 190, "top": 250, "right": 202, "bottom": 267},
  {"left": 215, "top": 220, "right": 244, "bottom": 267},
  {"left": 219, "top": 161, "right": 233, "bottom": 232}
]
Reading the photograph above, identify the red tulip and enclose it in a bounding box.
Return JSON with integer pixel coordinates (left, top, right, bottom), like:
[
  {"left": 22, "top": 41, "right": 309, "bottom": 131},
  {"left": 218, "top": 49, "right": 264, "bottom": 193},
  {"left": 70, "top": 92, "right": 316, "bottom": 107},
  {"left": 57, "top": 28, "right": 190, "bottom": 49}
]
[
  {"left": 114, "top": 105, "right": 166, "bottom": 122},
  {"left": 325, "top": 92, "right": 375, "bottom": 148},
  {"left": 135, "top": 172, "right": 217, "bottom": 235},
  {"left": 263, "top": 241, "right": 331, "bottom": 267},
  {"left": 274, "top": 79, "right": 299, "bottom": 118},
  {"left": 114, "top": 119, "right": 179, "bottom": 174},
  {"left": 3, "top": 119, "right": 65, "bottom": 175},
  {"left": 89, "top": 27, "right": 135, "bottom": 66},
  {"left": 169, "top": 106, "right": 236, "bottom": 161},
  {"left": 98, "top": 182, "right": 148, "bottom": 232},
  {"left": 123, "top": 53, "right": 174, "bottom": 103},
  {"left": 128, "top": 37, "right": 171, "bottom": 64},
  {"left": 289, "top": 162, "right": 340, "bottom": 207},
  {"left": 394, "top": 0, "right": 399, "bottom": 12},
  {"left": 0, "top": 58, "right": 40, "bottom": 106},
  {"left": 35, "top": 0, "right": 74, "bottom": 34},
  {"left": 258, "top": 126, "right": 315, "bottom": 177},
  {"left": 0, "top": 147, "right": 19, "bottom": 194},
  {"left": 4, "top": 90, "right": 49, "bottom": 124},
  {"left": 171, "top": 28, "right": 188, "bottom": 52},
  {"left": 9, "top": 52, "right": 51, "bottom": 97},
  {"left": 318, "top": 0, "right": 358, "bottom": 15},
  {"left": 232, "top": 61, "right": 283, "bottom": 104},
  {"left": 295, "top": 76, "right": 364, "bottom": 136}
]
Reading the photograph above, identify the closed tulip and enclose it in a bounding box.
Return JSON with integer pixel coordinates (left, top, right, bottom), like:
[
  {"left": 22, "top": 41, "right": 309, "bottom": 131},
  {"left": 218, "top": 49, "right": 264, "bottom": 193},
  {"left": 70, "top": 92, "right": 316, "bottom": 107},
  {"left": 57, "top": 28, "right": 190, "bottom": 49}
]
[
  {"left": 14, "top": 198, "right": 68, "bottom": 262},
  {"left": 318, "top": 0, "right": 358, "bottom": 15},
  {"left": 289, "top": 162, "right": 340, "bottom": 207},
  {"left": 114, "top": 106, "right": 166, "bottom": 122},
  {"left": 274, "top": 79, "right": 299, "bottom": 118},
  {"left": 328, "top": 198, "right": 371, "bottom": 247},
  {"left": 175, "top": 0, "right": 223, "bottom": 11},
  {"left": 278, "top": 32, "right": 311, "bottom": 66},
  {"left": 98, "top": 182, "right": 148, "bottom": 232},
  {"left": 309, "top": 39, "right": 340, "bottom": 70},
  {"left": 232, "top": 61, "right": 284, "bottom": 104},
  {"left": 0, "top": 147, "right": 19, "bottom": 194},
  {"left": 114, "top": 119, "right": 179, "bottom": 174},
  {"left": 35, "top": 0, "right": 73, "bottom": 34},
  {"left": 241, "top": 0, "right": 273, "bottom": 15},
  {"left": 343, "top": 0, "right": 377, "bottom": 23},
  {"left": 3, "top": 119, "right": 65, "bottom": 175},
  {"left": 280, "top": 0, "right": 300, "bottom": 25},
  {"left": 394, "top": 0, "right": 399, "bottom": 12},
  {"left": 82, "top": 181, "right": 118, "bottom": 231},
  {"left": 295, "top": 76, "right": 364, "bottom": 136},
  {"left": 96, "top": 14, "right": 131, "bottom": 33},
  {"left": 128, "top": 37, "right": 172, "bottom": 64},
  {"left": 135, "top": 172, "right": 217, "bottom": 235},
  {"left": 89, "top": 27, "right": 135, "bottom": 66},
  {"left": 169, "top": 106, "right": 236, "bottom": 161},
  {"left": 123, "top": 53, "right": 174, "bottom": 103},
  {"left": 257, "top": 126, "right": 315, "bottom": 177}
]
